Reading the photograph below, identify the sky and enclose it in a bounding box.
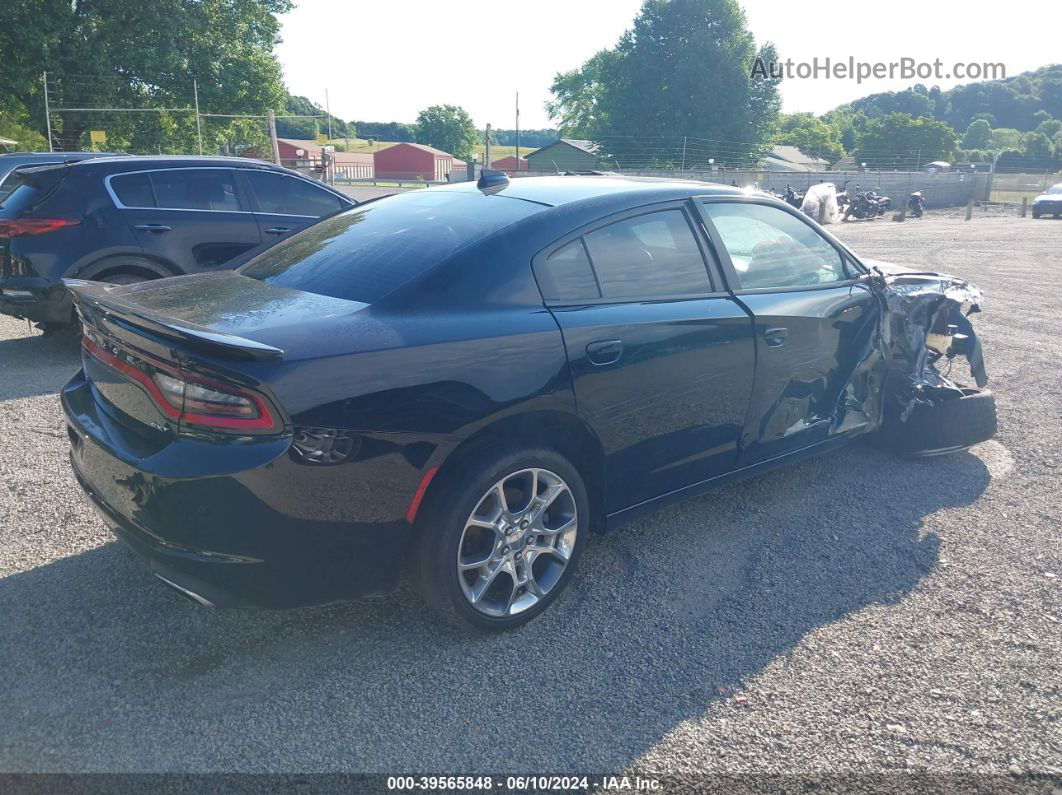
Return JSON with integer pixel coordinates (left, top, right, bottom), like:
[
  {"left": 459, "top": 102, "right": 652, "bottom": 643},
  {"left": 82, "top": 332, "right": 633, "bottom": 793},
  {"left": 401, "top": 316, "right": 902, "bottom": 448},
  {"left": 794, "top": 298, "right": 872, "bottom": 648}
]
[{"left": 277, "top": 0, "right": 1059, "bottom": 130}]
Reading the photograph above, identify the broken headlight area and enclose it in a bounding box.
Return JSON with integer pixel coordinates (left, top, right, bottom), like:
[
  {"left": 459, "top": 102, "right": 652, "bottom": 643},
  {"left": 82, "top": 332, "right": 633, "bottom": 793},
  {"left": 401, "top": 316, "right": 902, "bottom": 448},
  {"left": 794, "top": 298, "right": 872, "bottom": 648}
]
[{"left": 874, "top": 270, "right": 988, "bottom": 421}]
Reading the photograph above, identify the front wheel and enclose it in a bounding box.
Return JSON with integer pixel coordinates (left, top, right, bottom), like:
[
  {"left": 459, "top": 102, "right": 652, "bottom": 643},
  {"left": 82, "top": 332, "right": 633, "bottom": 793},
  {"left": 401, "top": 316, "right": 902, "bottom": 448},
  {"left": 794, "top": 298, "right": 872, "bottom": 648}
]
[
  {"left": 865, "top": 388, "right": 997, "bottom": 457},
  {"left": 413, "top": 448, "right": 589, "bottom": 631}
]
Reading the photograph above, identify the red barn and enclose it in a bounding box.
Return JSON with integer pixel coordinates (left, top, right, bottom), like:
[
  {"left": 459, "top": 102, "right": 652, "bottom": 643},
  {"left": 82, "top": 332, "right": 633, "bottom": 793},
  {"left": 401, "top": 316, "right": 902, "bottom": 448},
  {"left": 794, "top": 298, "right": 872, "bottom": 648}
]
[
  {"left": 271, "top": 139, "right": 373, "bottom": 178},
  {"left": 374, "top": 142, "right": 456, "bottom": 181},
  {"left": 490, "top": 156, "right": 528, "bottom": 174}
]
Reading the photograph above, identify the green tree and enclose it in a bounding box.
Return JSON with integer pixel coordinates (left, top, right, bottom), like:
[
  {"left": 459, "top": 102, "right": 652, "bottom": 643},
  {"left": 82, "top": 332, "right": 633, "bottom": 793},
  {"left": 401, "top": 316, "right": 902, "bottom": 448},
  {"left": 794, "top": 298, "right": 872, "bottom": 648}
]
[
  {"left": 1034, "top": 118, "right": 1062, "bottom": 140},
  {"left": 774, "top": 113, "right": 845, "bottom": 162},
  {"left": 0, "top": 0, "right": 290, "bottom": 152},
  {"left": 0, "top": 113, "right": 46, "bottom": 150},
  {"left": 1022, "top": 131, "right": 1055, "bottom": 160},
  {"left": 546, "top": 50, "right": 617, "bottom": 139},
  {"left": 854, "top": 113, "right": 957, "bottom": 169},
  {"left": 961, "top": 119, "right": 992, "bottom": 150},
  {"left": 414, "top": 105, "right": 478, "bottom": 160},
  {"left": 988, "top": 127, "right": 1023, "bottom": 152},
  {"left": 547, "top": 0, "right": 781, "bottom": 166}
]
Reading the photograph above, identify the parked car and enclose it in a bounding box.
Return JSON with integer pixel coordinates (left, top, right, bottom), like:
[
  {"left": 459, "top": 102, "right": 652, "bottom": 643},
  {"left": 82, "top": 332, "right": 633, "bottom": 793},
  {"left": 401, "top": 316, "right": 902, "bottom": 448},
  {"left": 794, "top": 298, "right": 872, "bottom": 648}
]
[
  {"left": 0, "top": 151, "right": 127, "bottom": 202},
  {"left": 1031, "top": 183, "right": 1062, "bottom": 218},
  {"left": 61, "top": 176, "right": 996, "bottom": 631},
  {"left": 0, "top": 156, "right": 355, "bottom": 331}
]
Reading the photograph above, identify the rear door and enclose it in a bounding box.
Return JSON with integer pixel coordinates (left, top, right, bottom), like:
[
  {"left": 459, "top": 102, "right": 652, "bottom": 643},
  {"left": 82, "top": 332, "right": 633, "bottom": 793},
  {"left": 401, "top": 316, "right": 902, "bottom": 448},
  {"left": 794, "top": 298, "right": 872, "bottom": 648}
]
[
  {"left": 534, "top": 202, "right": 756, "bottom": 514},
  {"left": 238, "top": 170, "right": 351, "bottom": 245},
  {"left": 698, "top": 198, "right": 880, "bottom": 465},
  {"left": 108, "top": 167, "right": 262, "bottom": 273}
]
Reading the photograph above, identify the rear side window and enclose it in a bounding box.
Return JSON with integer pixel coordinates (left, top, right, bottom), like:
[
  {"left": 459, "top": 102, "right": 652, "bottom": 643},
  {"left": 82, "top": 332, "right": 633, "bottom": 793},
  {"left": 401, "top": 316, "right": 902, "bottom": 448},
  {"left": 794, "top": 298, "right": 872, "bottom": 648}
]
[
  {"left": 110, "top": 173, "right": 155, "bottom": 208},
  {"left": 240, "top": 189, "right": 542, "bottom": 303},
  {"left": 534, "top": 239, "right": 600, "bottom": 301},
  {"left": 111, "top": 169, "right": 242, "bottom": 211},
  {"left": 583, "top": 209, "right": 711, "bottom": 298},
  {"left": 244, "top": 171, "right": 345, "bottom": 217},
  {"left": 150, "top": 169, "right": 241, "bottom": 212}
]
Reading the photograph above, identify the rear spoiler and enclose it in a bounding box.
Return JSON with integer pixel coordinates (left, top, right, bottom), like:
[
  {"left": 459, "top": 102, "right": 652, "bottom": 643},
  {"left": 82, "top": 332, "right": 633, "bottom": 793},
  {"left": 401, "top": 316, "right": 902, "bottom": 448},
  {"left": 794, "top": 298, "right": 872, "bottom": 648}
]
[{"left": 63, "top": 279, "right": 285, "bottom": 361}]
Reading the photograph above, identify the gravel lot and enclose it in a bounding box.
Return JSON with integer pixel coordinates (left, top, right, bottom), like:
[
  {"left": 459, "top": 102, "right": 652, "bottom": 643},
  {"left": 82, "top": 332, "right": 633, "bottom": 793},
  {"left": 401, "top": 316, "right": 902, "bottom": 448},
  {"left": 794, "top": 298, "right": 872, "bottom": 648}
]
[{"left": 0, "top": 212, "right": 1059, "bottom": 786}]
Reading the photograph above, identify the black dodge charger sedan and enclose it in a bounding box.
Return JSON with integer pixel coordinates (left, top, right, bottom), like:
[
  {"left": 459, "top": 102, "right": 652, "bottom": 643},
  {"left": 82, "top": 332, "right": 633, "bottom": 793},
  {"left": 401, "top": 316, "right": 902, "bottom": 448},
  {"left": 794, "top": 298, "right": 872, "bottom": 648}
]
[{"left": 61, "top": 175, "right": 995, "bottom": 630}]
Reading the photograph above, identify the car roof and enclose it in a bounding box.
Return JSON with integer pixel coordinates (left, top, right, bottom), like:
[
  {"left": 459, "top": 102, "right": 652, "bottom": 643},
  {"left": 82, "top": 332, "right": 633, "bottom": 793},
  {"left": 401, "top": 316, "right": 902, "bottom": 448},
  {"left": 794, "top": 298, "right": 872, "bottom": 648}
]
[
  {"left": 71, "top": 155, "right": 280, "bottom": 170},
  {"left": 0, "top": 151, "right": 123, "bottom": 161},
  {"left": 438, "top": 174, "right": 745, "bottom": 209}
]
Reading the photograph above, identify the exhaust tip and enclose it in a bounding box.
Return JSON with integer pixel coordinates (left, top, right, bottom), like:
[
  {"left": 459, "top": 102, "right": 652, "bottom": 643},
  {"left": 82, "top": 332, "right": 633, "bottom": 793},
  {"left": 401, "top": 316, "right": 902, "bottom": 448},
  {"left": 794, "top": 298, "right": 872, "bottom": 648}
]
[{"left": 153, "top": 573, "right": 216, "bottom": 607}]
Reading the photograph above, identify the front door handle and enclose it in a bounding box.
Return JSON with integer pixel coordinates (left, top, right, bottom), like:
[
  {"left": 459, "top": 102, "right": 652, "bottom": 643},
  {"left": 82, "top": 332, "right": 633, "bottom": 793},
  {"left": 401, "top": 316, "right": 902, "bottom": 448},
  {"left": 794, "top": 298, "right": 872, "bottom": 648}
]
[
  {"left": 586, "top": 339, "right": 623, "bottom": 366},
  {"left": 763, "top": 327, "right": 788, "bottom": 347},
  {"left": 264, "top": 226, "right": 291, "bottom": 235},
  {"left": 133, "top": 224, "right": 171, "bottom": 233}
]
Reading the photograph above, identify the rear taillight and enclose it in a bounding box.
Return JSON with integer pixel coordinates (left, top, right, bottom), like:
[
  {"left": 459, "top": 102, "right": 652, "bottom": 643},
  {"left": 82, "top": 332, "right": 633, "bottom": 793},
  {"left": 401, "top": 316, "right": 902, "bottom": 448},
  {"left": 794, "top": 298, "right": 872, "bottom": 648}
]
[
  {"left": 83, "top": 336, "right": 280, "bottom": 433},
  {"left": 0, "top": 218, "right": 80, "bottom": 237}
]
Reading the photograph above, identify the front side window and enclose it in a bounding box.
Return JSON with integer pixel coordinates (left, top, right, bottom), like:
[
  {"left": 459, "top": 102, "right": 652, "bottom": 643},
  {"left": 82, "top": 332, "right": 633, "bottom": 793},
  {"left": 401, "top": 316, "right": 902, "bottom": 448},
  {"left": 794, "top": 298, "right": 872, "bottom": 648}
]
[
  {"left": 118, "top": 169, "right": 242, "bottom": 212},
  {"left": 702, "top": 202, "right": 848, "bottom": 289},
  {"left": 244, "top": 171, "right": 345, "bottom": 217},
  {"left": 583, "top": 209, "right": 711, "bottom": 299}
]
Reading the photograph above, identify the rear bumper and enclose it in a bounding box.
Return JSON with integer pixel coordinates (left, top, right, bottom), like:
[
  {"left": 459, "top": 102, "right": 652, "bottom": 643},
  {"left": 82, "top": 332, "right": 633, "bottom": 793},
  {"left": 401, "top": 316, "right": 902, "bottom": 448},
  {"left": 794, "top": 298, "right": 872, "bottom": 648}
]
[
  {"left": 0, "top": 277, "right": 72, "bottom": 324},
  {"left": 62, "top": 370, "right": 415, "bottom": 608}
]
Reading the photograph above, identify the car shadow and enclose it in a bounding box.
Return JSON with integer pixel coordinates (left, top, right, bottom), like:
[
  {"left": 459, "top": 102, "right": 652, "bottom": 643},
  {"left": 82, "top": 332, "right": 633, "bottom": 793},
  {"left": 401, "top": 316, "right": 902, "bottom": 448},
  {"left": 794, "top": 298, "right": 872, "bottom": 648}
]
[
  {"left": 0, "top": 442, "right": 991, "bottom": 772},
  {"left": 0, "top": 328, "right": 82, "bottom": 401}
]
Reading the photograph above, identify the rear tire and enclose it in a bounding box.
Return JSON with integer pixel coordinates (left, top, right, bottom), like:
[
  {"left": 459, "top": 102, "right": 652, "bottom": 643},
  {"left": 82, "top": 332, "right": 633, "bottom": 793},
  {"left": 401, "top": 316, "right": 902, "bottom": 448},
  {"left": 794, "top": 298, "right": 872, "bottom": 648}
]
[
  {"left": 413, "top": 447, "right": 589, "bottom": 631},
  {"left": 866, "top": 388, "right": 997, "bottom": 457}
]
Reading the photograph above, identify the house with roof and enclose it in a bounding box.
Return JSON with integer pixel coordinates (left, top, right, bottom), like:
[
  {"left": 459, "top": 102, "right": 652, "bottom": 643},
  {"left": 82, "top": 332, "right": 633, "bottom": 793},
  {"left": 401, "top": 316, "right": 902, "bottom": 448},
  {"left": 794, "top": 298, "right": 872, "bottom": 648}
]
[
  {"left": 763, "top": 145, "right": 832, "bottom": 172},
  {"left": 525, "top": 139, "right": 600, "bottom": 172}
]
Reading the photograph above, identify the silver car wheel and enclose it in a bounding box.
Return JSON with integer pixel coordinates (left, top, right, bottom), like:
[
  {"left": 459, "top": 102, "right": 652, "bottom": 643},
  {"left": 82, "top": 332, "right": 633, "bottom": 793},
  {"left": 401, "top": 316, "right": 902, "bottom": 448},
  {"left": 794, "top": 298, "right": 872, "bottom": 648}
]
[{"left": 456, "top": 467, "right": 578, "bottom": 618}]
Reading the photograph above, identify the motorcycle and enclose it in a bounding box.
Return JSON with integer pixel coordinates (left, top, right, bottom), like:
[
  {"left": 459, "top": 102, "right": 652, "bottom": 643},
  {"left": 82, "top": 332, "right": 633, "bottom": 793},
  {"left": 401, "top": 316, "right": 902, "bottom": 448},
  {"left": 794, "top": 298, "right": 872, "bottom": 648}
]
[
  {"left": 844, "top": 189, "right": 891, "bottom": 220},
  {"left": 782, "top": 184, "right": 804, "bottom": 209},
  {"left": 907, "top": 191, "right": 925, "bottom": 218}
]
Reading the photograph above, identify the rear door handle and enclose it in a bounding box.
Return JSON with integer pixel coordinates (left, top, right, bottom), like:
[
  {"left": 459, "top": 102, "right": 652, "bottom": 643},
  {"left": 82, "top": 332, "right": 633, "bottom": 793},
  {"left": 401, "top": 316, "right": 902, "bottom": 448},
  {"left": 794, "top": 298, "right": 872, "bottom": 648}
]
[
  {"left": 586, "top": 339, "right": 623, "bottom": 366},
  {"left": 264, "top": 226, "right": 292, "bottom": 235},
  {"left": 133, "top": 224, "right": 171, "bottom": 233},
  {"left": 763, "top": 327, "right": 788, "bottom": 347}
]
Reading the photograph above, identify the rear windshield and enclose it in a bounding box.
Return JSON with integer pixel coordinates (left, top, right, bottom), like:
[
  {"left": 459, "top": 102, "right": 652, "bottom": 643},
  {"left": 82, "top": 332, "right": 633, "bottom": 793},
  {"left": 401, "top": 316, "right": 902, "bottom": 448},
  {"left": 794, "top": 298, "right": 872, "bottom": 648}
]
[
  {"left": 0, "top": 183, "right": 41, "bottom": 212},
  {"left": 239, "top": 189, "right": 542, "bottom": 303}
]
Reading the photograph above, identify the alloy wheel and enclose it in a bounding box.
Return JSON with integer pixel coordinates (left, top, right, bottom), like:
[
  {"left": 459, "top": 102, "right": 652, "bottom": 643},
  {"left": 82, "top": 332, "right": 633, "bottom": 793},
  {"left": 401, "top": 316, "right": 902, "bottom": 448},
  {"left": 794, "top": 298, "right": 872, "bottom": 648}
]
[{"left": 456, "top": 467, "right": 578, "bottom": 618}]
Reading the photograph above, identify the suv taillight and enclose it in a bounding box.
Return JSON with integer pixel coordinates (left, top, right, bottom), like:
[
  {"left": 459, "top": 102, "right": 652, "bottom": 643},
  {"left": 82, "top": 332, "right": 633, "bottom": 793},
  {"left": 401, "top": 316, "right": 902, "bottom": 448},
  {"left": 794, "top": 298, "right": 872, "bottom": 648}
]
[
  {"left": 82, "top": 336, "right": 280, "bottom": 433},
  {"left": 0, "top": 218, "right": 80, "bottom": 237}
]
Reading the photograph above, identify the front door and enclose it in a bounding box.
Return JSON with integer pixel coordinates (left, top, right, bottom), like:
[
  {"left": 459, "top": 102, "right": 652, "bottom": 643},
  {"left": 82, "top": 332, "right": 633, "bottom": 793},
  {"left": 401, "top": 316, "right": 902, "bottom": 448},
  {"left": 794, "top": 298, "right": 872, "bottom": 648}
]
[
  {"left": 535, "top": 204, "right": 757, "bottom": 514},
  {"left": 698, "top": 199, "right": 880, "bottom": 465},
  {"left": 238, "top": 169, "right": 350, "bottom": 247}
]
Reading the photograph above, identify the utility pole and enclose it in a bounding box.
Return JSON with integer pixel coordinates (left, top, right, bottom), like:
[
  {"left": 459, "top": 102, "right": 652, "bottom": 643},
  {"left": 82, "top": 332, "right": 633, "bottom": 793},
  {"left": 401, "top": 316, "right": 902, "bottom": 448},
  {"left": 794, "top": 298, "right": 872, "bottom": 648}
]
[
  {"left": 193, "top": 79, "right": 203, "bottom": 155},
  {"left": 485, "top": 123, "right": 492, "bottom": 169},
  {"left": 267, "top": 109, "right": 281, "bottom": 165},
  {"left": 680, "top": 136, "right": 687, "bottom": 172},
  {"left": 43, "top": 71, "right": 53, "bottom": 152},
  {"left": 515, "top": 92, "right": 520, "bottom": 168},
  {"left": 325, "top": 88, "right": 332, "bottom": 142}
]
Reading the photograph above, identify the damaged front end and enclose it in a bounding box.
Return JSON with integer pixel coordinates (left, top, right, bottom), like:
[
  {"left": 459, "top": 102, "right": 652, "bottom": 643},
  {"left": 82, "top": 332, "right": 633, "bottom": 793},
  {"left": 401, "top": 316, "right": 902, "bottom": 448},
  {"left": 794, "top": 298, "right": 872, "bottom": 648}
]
[{"left": 872, "top": 268, "right": 988, "bottom": 421}]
